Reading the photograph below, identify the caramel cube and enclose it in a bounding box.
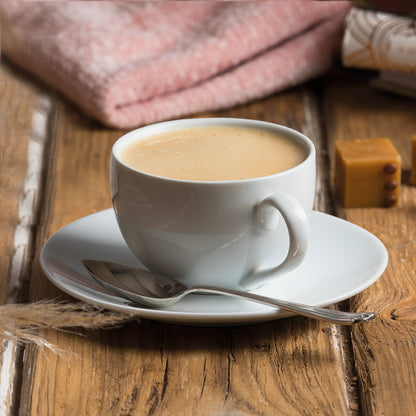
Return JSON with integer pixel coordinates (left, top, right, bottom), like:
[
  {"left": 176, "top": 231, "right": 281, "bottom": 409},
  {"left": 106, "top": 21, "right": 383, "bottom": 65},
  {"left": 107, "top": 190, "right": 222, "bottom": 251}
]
[
  {"left": 335, "top": 138, "right": 401, "bottom": 208},
  {"left": 410, "top": 134, "right": 416, "bottom": 186}
]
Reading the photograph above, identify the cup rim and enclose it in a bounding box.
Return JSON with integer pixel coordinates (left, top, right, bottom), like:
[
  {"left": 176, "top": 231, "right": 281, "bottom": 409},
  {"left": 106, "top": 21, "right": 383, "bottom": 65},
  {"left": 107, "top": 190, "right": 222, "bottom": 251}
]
[{"left": 112, "top": 117, "right": 316, "bottom": 185}]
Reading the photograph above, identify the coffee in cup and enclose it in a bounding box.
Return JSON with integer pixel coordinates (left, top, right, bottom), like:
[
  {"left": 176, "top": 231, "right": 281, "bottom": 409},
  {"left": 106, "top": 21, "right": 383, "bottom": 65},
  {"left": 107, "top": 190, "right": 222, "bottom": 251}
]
[
  {"left": 111, "top": 118, "right": 316, "bottom": 290},
  {"left": 120, "top": 125, "right": 307, "bottom": 181}
]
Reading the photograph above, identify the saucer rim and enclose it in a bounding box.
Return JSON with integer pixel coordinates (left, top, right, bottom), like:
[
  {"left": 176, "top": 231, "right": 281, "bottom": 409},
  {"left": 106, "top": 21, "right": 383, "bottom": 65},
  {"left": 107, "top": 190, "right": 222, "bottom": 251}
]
[{"left": 40, "top": 209, "right": 388, "bottom": 325}]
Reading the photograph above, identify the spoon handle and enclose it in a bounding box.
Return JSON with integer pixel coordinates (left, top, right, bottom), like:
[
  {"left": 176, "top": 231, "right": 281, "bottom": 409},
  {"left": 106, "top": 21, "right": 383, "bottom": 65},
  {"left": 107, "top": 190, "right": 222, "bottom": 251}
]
[{"left": 188, "top": 286, "right": 375, "bottom": 325}]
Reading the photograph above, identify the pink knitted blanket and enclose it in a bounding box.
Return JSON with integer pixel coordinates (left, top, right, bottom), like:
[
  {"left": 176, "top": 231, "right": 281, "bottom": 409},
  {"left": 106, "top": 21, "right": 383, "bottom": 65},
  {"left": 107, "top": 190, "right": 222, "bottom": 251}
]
[{"left": 1, "top": 1, "right": 350, "bottom": 128}]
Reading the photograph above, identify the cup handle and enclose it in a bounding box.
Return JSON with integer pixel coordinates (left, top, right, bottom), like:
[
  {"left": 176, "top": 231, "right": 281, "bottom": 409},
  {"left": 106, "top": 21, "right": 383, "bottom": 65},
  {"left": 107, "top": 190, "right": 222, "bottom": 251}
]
[{"left": 240, "top": 194, "right": 309, "bottom": 289}]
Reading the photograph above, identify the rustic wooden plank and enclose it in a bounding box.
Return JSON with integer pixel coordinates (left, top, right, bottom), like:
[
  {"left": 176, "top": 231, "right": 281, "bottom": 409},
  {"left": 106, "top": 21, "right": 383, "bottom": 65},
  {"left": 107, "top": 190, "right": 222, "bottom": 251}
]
[
  {"left": 0, "top": 61, "right": 51, "bottom": 414},
  {"left": 322, "top": 67, "right": 416, "bottom": 416},
  {"left": 18, "top": 84, "right": 356, "bottom": 415}
]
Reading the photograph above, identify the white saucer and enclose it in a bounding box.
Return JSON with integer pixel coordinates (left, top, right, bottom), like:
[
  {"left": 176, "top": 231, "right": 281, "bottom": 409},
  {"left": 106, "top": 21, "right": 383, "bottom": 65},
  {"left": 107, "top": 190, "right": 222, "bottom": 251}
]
[{"left": 40, "top": 209, "right": 388, "bottom": 326}]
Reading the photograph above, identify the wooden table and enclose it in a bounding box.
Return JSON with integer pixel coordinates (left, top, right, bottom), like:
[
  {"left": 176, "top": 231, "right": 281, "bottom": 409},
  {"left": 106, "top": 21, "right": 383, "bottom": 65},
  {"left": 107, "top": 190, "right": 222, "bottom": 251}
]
[{"left": 1, "top": 58, "right": 416, "bottom": 416}]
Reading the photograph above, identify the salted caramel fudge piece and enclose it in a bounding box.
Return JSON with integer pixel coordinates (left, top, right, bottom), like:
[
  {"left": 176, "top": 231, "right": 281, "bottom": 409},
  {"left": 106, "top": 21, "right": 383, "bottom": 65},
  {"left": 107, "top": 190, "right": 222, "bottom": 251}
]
[
  {"left": 335, "top": 138, "right": 401, "bottom": 208},
  {"left": 410, "top": 135, "right": 416, "bottom": 186}
]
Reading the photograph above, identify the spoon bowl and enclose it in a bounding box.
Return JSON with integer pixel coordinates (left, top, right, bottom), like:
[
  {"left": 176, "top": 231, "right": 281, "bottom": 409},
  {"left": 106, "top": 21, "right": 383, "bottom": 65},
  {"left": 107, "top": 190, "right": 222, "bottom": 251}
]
[{"left": 83, "top": 260, "right": 375, "bottom": 325}]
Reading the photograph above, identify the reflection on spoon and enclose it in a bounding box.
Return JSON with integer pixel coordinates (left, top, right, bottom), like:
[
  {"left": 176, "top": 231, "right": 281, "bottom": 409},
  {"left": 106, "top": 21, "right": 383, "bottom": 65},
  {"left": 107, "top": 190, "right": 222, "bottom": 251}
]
[{"left": 83, "top": 260, "right": 375, "bottom": 325}]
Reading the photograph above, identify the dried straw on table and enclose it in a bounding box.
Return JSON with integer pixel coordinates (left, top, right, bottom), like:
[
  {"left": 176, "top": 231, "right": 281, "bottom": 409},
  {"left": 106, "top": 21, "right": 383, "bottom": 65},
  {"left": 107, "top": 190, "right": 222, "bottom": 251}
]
[{"left": 0, "top": 301, "right": 134, "bottom": 350}]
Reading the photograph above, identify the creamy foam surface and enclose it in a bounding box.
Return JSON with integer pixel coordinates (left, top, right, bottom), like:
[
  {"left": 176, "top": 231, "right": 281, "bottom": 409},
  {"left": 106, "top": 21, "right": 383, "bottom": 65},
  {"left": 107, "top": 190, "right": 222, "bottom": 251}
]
[{"left": 120, "top": 126, "right": 307, "bottom": 181}]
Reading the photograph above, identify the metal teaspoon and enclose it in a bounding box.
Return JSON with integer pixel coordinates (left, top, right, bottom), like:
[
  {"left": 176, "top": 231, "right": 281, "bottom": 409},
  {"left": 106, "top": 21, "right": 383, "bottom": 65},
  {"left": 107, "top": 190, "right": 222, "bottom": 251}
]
[{"left": 83, "top": 260, "right": 375, "bottom": 325}]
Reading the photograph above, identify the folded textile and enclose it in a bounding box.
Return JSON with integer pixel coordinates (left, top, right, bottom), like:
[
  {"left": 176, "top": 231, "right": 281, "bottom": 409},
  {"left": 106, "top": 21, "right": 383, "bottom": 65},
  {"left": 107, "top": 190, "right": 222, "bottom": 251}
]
[
  {"left": 370, "top": 71, "right": 416, "bottom": 99},
  {"left": 1, "top": 1, "right": 350, "bottom": 128},
  {"left": 342, "top": 7, "right": 416, "bottom": 73}
]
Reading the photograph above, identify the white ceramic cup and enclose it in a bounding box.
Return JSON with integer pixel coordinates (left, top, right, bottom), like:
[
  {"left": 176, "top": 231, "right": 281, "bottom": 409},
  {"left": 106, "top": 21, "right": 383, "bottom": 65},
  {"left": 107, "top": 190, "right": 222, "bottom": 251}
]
[{"left": 111, "top": 118, "right": 316, "bottom": 290}]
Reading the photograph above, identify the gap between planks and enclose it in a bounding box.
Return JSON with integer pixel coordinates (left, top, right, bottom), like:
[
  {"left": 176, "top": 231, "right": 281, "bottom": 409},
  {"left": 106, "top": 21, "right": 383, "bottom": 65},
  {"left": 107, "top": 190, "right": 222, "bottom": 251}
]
[{"left": 302, "top": 86, "right": 362, "bottom": 415}]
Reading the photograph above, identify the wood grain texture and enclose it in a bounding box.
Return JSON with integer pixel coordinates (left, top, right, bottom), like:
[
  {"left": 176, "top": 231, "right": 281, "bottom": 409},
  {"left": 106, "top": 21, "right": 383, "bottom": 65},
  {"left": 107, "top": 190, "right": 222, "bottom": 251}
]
[
  {"left": 0, "top": 62, "right": 49, "bottom": 304},
  {"left": 0, "top": 61, "right": 53, "bottom": 415},
  {"left": 322, "top": 68, "right": 416, "bottom": 416},
  {"left": 18, "top": 87, "right": 353, "bottom": 415},
  {"left": 7, "top": 57, "right": 416, "bottom": 416}
]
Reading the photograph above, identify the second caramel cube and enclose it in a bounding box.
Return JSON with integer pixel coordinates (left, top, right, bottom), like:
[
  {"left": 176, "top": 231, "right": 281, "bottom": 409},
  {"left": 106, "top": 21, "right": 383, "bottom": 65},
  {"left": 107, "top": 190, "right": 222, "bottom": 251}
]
[{"left": 335, "top": 138, "right": 401, "bottom": 208}]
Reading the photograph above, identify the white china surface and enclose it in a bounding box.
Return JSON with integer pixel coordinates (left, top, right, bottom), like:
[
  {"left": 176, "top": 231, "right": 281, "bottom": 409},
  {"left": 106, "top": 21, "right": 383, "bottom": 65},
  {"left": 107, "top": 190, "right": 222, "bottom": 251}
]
[{"left": 40, "top": 209, "right": 388, "bottom": 325}]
